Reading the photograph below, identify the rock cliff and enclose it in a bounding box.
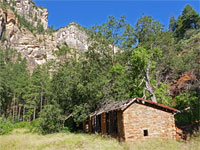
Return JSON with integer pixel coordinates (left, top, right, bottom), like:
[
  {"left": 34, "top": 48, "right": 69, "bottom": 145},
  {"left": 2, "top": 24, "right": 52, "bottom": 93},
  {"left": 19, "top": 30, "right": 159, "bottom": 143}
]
[
  {"left": 5, "top": 0, "right": 48, "bottom": 29},
  {"left": 0, "top": 0, "right": 89, "bottom": 71}
]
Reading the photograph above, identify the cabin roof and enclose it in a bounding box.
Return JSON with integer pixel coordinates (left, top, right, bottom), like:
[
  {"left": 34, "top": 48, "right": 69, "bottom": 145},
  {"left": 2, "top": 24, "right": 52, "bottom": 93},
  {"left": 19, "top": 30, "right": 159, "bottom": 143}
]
[{"left": 90, "top": 97, "right": 179, "bottom": 117}]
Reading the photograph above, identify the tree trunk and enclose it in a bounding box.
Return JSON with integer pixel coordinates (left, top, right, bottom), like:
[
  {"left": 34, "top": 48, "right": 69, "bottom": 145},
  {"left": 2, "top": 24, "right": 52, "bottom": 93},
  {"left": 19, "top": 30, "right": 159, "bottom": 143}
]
[
  {"left": 12, "top": 92, "right": 16, "bottom": 121},
  {"left": 33, "top": 105, "right": 36, "bottom": 120},
  {"left": 6, "top": 105, "right": 10, "bottom": 117},
  {"left": 145, "top": 61, "right": 157, "bottom": 103},
  {"left": 112, "top": 44, "right": 115, "bottom": 66},
  {"left": 23, "top": 105, "right": 25, "bottom": 122},
  {"left": 18, "top": 106, "right": 21, "bottom": 121},
  {"left": 40, "top": 92, "right": 43, "bottom": 112},
  {"left": 16, "top": 102, "right": 18, "bottom": 121},
  {"left": 28, "top": 115, "right": 31, "bottom": 122}
]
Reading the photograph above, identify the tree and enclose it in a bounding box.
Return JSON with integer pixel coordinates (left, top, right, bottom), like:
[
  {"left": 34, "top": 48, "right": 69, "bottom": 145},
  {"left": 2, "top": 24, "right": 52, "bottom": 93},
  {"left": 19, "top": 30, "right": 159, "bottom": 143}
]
[
  {"left": 90, "top": 16, "right": 135, "bottom": 65},
  {"left": 175, "top": 5, "right": 200, "bottom": 39},
  {"left": 38, "top": 102, "right": 63, "bottom": 134},
  {"left": 121, "top": 24, "right": 136, "bottom": 49},
  {"left": 130, "top": 47, "right": 163, "bottom": 102},
  {"left": 169, "top": 14, "right": 176, "bottom": 32},
  {"left": 47, "top": 25, "right": 54, "bottom": 34},
  {"left": 135, "top": 15, "right": 164, "bottom": 47},
  {"left": 23, "top": 65, "right": 52, "bottom": 121}
]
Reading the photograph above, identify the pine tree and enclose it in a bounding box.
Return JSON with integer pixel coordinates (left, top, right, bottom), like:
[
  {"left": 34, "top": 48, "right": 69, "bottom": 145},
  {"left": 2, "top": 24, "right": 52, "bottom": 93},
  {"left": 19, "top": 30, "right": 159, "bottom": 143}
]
[
  {"left": 169, "top": 14, "right": 176, "bottom": 32},
  {"left": 175, "top": 5, "right": 200, "bottom": 39}
]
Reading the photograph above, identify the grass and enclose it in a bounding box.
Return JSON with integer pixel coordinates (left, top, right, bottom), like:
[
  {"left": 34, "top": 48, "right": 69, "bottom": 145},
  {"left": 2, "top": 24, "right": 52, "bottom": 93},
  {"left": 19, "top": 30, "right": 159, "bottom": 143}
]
[
  {"left": 0, "top": 129, "right": 125, "bottom": 150},
  {"left": 0, "top": 129, "right": 199, "bottom": 150}
]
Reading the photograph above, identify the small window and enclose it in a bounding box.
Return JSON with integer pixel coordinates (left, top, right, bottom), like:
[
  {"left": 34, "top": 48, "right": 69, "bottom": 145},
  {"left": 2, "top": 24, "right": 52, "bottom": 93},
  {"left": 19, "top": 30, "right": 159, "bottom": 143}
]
[{"left": 144, "top": 130, "right": 148, "bottom": 136}]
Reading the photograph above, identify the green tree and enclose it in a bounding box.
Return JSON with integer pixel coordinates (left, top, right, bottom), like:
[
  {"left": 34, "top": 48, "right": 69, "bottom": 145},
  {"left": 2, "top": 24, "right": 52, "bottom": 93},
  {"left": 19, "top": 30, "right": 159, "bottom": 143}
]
[
  {"left": 135, "top": 15, "right": 164, "bottom": 47},
  {"left": 38, "top": 102, "right": 63, "bottom": 134},
  {"left": 169, "top": 14, "right": 176, "bottom": 32},
  {"left": 23, "top": 65, "right": 52, "bottom": 121},
  {"left": 175, "top": 5, "right": 200, "bottom": 39},
  {"left": 90, "top": 16, "right": 135, "bottom": 65}
]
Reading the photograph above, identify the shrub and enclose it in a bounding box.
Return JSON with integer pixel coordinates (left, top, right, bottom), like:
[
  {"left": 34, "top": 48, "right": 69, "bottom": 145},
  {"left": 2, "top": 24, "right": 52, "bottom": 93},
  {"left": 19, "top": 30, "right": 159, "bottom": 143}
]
[
  {"left": 29, "top": 119, "right": 40, "bottom": 133},
  {"left": 37, "top": 103, "right": 63, "bottom": 134},
  {"left": 13, "top": 121, "right": 31, "bottom": 129},
  {"left": 37, "top": 23, "right": 44, "bottom": 33},
  {"left": 0, "top": 116, "right": 14, "bottom": 135}
]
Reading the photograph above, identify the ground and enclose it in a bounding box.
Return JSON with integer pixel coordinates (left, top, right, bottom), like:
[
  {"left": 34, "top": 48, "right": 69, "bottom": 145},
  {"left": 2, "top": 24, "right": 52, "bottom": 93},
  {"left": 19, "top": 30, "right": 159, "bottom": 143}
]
[{"left": 0, "top": 129, "right": 199, "bottom": 150}]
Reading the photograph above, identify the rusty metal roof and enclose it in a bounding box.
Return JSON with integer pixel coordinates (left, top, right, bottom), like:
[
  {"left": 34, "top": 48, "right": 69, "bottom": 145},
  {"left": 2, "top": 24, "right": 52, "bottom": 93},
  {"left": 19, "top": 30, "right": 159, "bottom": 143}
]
[
  {"left": 90, "top": 97, "right": 179, "bottom": 117},
  {"left": 136, "top": 97, "right": 179, "bottom": 112}
]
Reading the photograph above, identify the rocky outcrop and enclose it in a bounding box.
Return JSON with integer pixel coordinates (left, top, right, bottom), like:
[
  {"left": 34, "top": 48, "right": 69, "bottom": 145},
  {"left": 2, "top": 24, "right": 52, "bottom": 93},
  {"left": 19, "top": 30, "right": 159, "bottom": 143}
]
[
  {"left": 169, "top": 73, "right": 197, "bottom": 97},
  {"left": 0, "top": 2, "right": 89, "bottom": 71},
  {"left": 55, "top": 22, "right": 88, "bottom": 52},
  {"left": 0, "top": 7, "right": 6, "bottom": 38},
  {"left": 6, "top": 0, "right": 48, "bottom": 29}
]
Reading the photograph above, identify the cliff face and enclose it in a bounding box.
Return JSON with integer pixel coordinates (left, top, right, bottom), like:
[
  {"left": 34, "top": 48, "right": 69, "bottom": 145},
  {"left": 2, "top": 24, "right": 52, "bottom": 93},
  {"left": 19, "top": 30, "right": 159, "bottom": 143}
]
[
  {"left": 6, "top": 0, "right": 48, "bottom": 29},
  {"left": 0, "top": 7, "right": 6, "bottom": 38},
  {"left": 0, "top": 1, "right": 89, "bottom": 71},
  {"left": 55, "top": 22, "right": 88, "bottom": 52}
]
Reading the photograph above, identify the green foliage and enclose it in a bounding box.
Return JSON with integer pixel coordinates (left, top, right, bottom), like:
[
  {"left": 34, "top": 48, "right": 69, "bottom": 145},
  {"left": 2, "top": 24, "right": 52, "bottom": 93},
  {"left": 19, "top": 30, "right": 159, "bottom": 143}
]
[
  {"left": 174, "top": 90, "right": 199, "bottom": 126},
  {"left": 72, "top": 104, "right": 90, "bottom": 125},
  {"left": 90, "top": 15, "right": 135, "bottom": 49},
  {"left": 16, "top": 14, "right": 35, "bottom": 32},
  {"left": 46, "top": 25, "right": 54, "bottom": 34},
  {"left": 54, "top": 45, "right": 70, "bottom": 57},
  {"left": 29, "top": 119, "right": 40, "bottom": 133},
  {"left": 154, "top": 83, "right": 173, "bottom": 107},
  {"left": 0, "top": 116, "right": 14, "bottom": 135},
  {"left": 174, "top": 5, "right": 200, "bottom": 40},
  {"left": 34, "top": 14, "right": 38, "bottom": 21},
  {"left": 37, "top": 102, "right": 63, "bottom": 134},
  {"left": 1, "top": 1, "right": 8, "bottom": 9},
  {"left": 37, "top": 23, "right": 44, "bottom": 33},
  {"left": 0, "top": 117, "right": 39, "bottom": 135},
  {"left": 121, "top": 24, "right": 136, "bottom": 49},
  {"left": 14, "top": 11, "right": 45, "bottom": 34},
  {"left": 13, "top": 121, "right": 31, "bottom": 129},
  {"left": 135, "top": 15, "right": 164, "bottom": 47},
  {"left": 131, "top": 47, "right": 149, "bottom": 75},
  {"left": 0, "top": 30, "right": 7, "bottom": 42},
  {"left": 169, "top": 14, "right": 176, "bottom": 32}
]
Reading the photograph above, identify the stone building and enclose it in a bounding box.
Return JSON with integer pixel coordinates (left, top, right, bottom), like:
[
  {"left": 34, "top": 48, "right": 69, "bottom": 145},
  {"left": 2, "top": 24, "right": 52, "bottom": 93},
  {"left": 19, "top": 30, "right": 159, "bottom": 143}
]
[{"left": 83, "top": 97, "right": 179, "bottom": 142}]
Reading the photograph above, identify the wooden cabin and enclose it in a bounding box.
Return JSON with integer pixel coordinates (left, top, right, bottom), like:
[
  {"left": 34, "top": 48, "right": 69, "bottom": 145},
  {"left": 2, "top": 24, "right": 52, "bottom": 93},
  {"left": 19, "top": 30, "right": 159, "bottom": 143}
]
[{"left": 83, "top": 97, "right": 179, "bottom": 143}]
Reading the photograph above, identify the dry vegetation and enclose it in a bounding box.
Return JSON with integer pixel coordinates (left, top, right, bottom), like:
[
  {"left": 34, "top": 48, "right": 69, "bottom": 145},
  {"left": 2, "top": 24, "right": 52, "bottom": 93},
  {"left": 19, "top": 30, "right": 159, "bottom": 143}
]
[{"left": 0, "top": 129, "right": 199, "bottom": 150}]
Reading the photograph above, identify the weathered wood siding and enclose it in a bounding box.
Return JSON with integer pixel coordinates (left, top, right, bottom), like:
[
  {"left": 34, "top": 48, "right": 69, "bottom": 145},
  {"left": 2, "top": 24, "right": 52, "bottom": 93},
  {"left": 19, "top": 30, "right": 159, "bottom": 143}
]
[
  {"left": 117, "top": 111, "right": 125, "bottom": 141},
  {"left": 101, "top": 113, "right": 107, "bottom": 134}
]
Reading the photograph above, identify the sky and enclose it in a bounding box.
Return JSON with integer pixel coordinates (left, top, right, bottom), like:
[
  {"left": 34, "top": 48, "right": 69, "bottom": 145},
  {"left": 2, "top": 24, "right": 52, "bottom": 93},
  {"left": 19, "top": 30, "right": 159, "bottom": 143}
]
[{"left": 33, "top": 0, "right": 200, "bottom": 30}]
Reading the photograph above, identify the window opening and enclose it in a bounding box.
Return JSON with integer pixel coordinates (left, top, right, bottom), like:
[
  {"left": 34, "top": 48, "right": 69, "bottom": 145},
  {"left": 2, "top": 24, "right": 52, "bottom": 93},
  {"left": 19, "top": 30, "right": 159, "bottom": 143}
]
[{"left": 144, "top": 130, "right": 148, "bottom": 136}]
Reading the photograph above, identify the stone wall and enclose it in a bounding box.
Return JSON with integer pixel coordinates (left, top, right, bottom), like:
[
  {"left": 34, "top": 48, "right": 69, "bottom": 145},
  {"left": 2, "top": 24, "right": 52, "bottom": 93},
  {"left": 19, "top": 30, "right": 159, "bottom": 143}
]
[
  {"left": 123, "top": 102, "right": 176, "bottom": 143},
  {"left": 84, "top": 102, "right": 176, "bottom": 143}
]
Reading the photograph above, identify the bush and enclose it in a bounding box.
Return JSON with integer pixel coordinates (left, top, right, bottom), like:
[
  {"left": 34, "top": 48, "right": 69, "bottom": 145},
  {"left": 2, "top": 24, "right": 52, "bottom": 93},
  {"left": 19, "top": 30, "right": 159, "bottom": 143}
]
[
  {"left": 13, "top": 121, "right": 31, "bottom": 129},
  {"left": 37, "top": 23, "right": 44, "bottom": 33},
  {"left": 28, "top": 119, "right": 40, "bottom": 133},
  {"left": 37, "top": 103, "right": 63, "bottom": 134},
  {"left": 0, "top": 116, "right": 14, "bottom": 135}
]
